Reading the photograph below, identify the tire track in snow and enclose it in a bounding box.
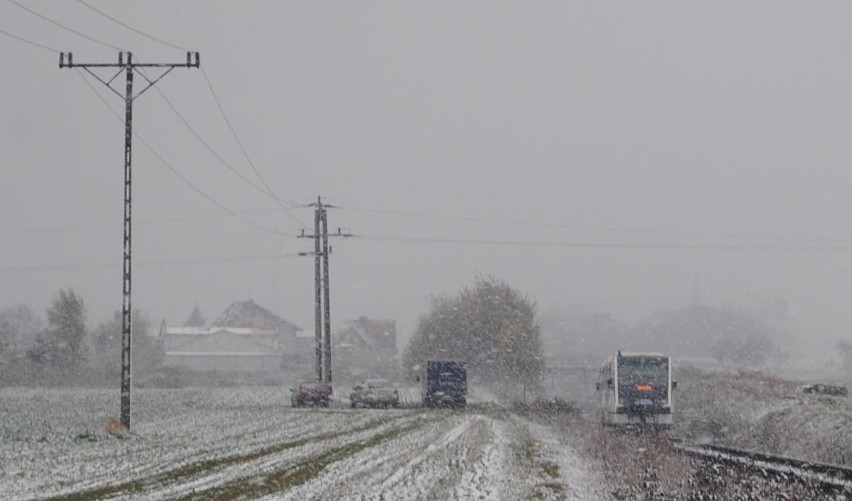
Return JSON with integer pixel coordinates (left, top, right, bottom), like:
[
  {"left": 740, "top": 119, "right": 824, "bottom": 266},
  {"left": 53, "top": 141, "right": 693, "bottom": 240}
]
[
  {"left": 284, "top": 413, "right": 505, "bottom": 500},
  {"left": 172, "top": 414, "right": 435, "bottom": 500},
  {"left": 44, "top": 412, "right": 417, "bottom": 501},
  {"left": 453, "top": 418, "right": 507, "bottom": 500},
  {"left": 519, "top": 416, "right": 609, "bottom": 500},
  {"left": 379, "top": 415, "right": 476, "bottom": 490}
]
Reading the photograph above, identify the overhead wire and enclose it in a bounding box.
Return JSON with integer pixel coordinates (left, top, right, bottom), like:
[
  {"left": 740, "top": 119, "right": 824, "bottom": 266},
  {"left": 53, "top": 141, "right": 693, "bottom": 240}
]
[
  {"left": 340, "top": 205, "right": 708, "bottom": 238},
  {"left": 135, "top": 66, "right": 277, "bottom": 201},
  {"left": 23, "top": 2, "right": 843, "bottom": 252},
  {"left": 75, "top": 68, "right": 286, "bottom": 237},
  {"left": 4, "top": 2, "right": 300, "bottom": 238},
  {"left": 9, "top": 0, "right": 123, "bottom": 51},
  {"left": 136, "top": 65, "right": 305, "bottom": 229},
  {"left": 340, "top": 205, "right": 852, "bottom": 245},
  {"left": 74, "top": 0, "right": 188, "bottom": 52},
  {"left": 64, "top": 0, "right": 307, "bottom": 229},
  {"left": 0, "top": 27, "right": 59, "bottom": 53},
  {"left": 354, "top": 233, "right": 852, "bottom": 252},
  {"left": 2, "top": 208, "right": 301, "bottom": 238},
  {"left": 199, "top": 64, "right": 306, "bottom": 228},
  {"left": 0, "top": 252, "right": 305, "bottom": 274}
]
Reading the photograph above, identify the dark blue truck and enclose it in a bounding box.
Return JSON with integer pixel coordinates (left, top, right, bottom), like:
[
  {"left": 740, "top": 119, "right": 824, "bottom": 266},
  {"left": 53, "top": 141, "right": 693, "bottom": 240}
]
[{"left": 423, "top": 361, "right": 467, "bottom": 408}]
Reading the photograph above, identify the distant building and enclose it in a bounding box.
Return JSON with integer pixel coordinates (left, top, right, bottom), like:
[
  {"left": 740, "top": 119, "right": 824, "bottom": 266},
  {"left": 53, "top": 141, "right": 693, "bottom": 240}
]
[
  {"left": 334, "top": 316, "right": 398, "bottom": 380},
  {"left": 160, "top": 300, "right": 301, "bottom": 372}
]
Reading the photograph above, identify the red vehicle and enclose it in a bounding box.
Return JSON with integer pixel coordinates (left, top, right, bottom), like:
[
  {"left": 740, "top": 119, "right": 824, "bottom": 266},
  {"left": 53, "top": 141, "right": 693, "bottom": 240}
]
[{"left": 290, "top": 382, "right": 332, "bottom": 407}]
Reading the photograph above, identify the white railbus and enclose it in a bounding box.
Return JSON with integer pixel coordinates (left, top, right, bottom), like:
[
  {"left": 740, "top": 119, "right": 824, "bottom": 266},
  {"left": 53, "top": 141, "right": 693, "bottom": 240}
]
[{"left": 597, "top": 351, "right": 675, "bottom": 428}]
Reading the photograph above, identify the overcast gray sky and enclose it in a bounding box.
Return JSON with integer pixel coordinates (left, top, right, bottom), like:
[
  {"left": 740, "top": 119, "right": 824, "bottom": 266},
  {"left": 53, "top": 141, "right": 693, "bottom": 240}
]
[{"left": 3, "top": 1, "right": 852, "bottom": 353}]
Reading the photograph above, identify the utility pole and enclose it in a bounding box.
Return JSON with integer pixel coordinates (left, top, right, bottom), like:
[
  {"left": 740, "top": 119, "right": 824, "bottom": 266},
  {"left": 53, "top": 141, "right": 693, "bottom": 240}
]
[
  {"left": 313, "top": 203, "right": 323, "bottom": 382},
  {"left": 321, "top": 206, "right": 332, "bottom": 383},
  {"left": 299, "top": 196, "right": 352, "bottom": 384},
  {"left": 59, "top": 51, "right": 199, "bottom": 430}
]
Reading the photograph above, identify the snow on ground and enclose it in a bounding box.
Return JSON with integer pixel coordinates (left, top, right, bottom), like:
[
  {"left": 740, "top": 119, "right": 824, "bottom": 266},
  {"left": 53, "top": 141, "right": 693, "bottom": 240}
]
[
  {"left": 0, "top": 387, "right": 605, "bottom": 500},
  {"left": 673, "top": 367, "right": 852, "bottom": 467},
  {"left": 266, "top": 411, "right": 607, "bottom": 500}
]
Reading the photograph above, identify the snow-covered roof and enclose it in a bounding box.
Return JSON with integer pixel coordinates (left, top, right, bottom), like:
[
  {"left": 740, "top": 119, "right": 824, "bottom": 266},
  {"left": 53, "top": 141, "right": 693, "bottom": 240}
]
[
  {"left": 163, "top": 327, "right": 277, "bottom": 336},
  {"left": 213, "top": 300, "right": 301, "bottom": 333},
  {"left": 164, "top": 351, "right": 279, "bottom": 357},
  {"left": 338, "top": 317, "right": 396, "bottom": 349},
  {"left": 618, "top": 351, "right": 668, "bottom": 358}
]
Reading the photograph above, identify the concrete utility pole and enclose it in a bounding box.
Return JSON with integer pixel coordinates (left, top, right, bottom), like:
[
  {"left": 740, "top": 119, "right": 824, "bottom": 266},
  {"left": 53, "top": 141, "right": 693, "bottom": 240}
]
[
  {"left": 299, "top": 196, "right": 352, "bottom": 384},
  {"left": 59, "top": 51, "right": 199, "bottom": 430}
]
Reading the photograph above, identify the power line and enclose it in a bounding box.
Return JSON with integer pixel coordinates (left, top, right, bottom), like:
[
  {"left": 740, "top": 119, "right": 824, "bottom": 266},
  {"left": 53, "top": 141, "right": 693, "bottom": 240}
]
[
  {"left": 355, "top": 233, "right": 852, "bottom": 252},
  {"left": 137, "top": 67, "right": 274, "bottom": 200},
  {"left": 13, "top": 0, "right": 304, "bottom": 232},
  {"left": 9, "top": 0, "right": 123, "bottom": 51},
  {"left": 341, "top": 205, "right": 852, "bottom": 245},
  {"left": 74, "top": 0, "right": 188, "bottom": 52},
  {"left": 1, "top": 208, "right": 302, "bottom": 238},
  {"left": 0, "top": 252, "right": 305, "bottom": 274},
  {"left": 76, "top": 69, "right": 286, "bottom": 237},
  {"left": 341, "top": 205, "right": 710, "bottom": 238},
  {"left": 0, "top": 27, "right": 59, "bottom": 52},
  {"left": 7, "top": 233, "right": 852, "bottom": 275},
  {"left": 200, "top": 64, "right": 306, "bottom": 228},
  {"left": 134, "top": 65, "right": 306, "bottom": 229}
]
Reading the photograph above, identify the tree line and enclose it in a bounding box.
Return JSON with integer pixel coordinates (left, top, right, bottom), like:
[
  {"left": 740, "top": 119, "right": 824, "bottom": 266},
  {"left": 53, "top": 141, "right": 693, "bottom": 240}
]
[
  {"left": 0, "top": 288, "right": 161, "bottom": 386},
  {"left": 539, "top": 299, "right": 803, "bottom": 369},
  {"left": 401, "top": 275, "right": 852, "bottom": 394}
]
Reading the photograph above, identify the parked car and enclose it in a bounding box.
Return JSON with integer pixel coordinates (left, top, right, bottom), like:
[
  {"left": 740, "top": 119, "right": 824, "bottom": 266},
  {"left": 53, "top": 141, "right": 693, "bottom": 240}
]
[
  {"left": 801, "top": 383, "right": 848, "bottom": 397},
  {"left": 290, "top": 381, "right": 332, "bottom": 407},
  {"left": 350, "top": 378, "right": 400, "bottom": 408}
]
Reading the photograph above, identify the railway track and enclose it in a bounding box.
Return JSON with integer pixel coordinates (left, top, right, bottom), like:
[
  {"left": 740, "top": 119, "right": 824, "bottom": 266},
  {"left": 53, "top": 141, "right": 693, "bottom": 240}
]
[{"left": 674, "top": 441, "right": 852, "bottom": 492}]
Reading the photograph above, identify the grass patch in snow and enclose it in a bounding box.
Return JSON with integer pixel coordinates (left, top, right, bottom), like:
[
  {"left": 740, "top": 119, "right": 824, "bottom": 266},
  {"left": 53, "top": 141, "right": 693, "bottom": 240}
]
[
  {"left": 512, "top": 434, "right": 566, "bottom": 499},
  {"left": 179, "top": 419, "right": 429, "bottom": 500},
  {"left": 43, "top": 414, "right": 409, "bottom": 501},
  {"left": 541, "top": 460, "right": 560, "bottom": 478}
]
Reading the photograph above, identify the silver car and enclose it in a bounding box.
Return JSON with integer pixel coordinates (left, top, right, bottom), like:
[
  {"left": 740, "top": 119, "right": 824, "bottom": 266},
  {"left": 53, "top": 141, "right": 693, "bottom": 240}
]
[{"left": 350, "top": 378, "right": 400, "bottom": 408}]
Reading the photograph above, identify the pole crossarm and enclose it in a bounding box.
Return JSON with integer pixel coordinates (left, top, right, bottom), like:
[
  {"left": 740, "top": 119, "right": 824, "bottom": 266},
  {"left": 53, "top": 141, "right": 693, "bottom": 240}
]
[
  {"left": 58, "top": 50, "right": 199, "bottom": 431},
  {"left": 60, "top": 52, "right": 199, "bottom": 101},
  {"left": 133, "top": 67, "right": 175, "bottom": 100}
]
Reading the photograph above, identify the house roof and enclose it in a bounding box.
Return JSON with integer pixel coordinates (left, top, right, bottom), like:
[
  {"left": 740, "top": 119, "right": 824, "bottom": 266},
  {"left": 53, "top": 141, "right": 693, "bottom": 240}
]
[
  {"left": 164, "top": 327, "right": 277, "bottom": 336},
  {"left": 338, "top": 316, "right": 396, "bottom": 349},
  {"left": 164, "top": 351, "right": 279, "bottom": 357},
  {"left": 213, "top": 300, "right": 301, "bottom": 333}
]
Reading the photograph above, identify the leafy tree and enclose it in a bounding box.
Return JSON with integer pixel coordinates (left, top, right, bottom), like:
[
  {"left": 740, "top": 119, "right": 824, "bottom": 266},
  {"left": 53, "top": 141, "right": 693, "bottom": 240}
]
[
  {"left": 403, "top": 276, "right": 544, "bottom": 391},
  {"left": 37, "top": 289, "right": 87, "bottom": 366},
  {"left": 184, "top": 305, "right": 205, "bottom": 327}
]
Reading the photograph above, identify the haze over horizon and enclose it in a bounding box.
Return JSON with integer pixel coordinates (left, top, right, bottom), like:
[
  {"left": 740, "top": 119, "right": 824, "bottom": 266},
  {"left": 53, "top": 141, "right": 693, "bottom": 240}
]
[{"left": 4, "top": 1, "right": 852, "bottom": 356}]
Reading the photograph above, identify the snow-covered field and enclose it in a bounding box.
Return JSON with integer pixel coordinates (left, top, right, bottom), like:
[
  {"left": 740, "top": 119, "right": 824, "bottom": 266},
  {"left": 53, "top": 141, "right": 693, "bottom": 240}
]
[{"left": 0, "top": 387, "right": 606, "bottom": 500}]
